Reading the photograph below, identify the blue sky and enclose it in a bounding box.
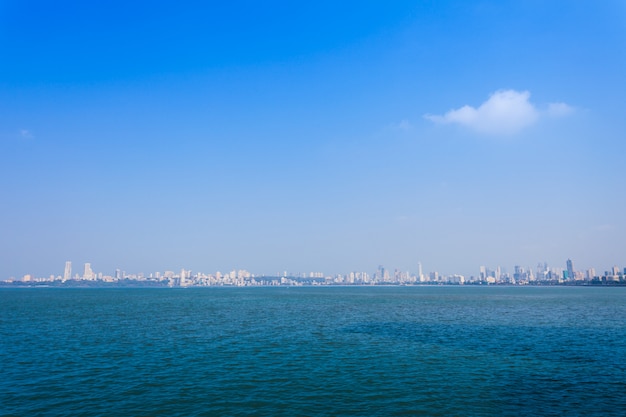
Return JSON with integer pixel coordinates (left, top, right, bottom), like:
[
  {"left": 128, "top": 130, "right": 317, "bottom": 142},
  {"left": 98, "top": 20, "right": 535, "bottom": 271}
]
[{"left": 1, "top": 1, "right": 625, "bottom": 278}]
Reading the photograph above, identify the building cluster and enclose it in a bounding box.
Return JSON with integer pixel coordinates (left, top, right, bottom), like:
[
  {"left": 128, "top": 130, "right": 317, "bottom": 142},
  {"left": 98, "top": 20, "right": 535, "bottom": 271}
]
[{"left": 5, "top": 259, "right": 626, "bottom": 287}]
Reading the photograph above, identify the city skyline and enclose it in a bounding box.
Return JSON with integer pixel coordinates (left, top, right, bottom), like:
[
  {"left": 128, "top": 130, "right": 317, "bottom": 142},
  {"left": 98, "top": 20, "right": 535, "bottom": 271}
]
[
  {"left": 6, "top": 257, "right": 626, "bottom": 286},
  {"left": 1, "top": 2, "right": 625, "bottom": 279}
]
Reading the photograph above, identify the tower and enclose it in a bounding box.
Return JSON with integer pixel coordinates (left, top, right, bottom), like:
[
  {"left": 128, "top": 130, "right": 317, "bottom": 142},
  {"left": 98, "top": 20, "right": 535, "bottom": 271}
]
[
  {"left": 566, "top": 259, "right": 574, "bottom": 281},
  {"left": 63, "top": 261, "right": 72, "bottom": 282},
  {"left": 377, "top": 265, "right": 385, "bottom": 282},
  {"left": 83, "top": 263, "right": 94, "bottom": 280}
]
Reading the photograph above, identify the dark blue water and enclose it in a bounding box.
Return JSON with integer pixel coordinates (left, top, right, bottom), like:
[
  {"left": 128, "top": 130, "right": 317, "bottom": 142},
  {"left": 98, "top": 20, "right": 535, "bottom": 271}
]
[{"left": 2, "top": 286, "right": 626, "bottom": 416}]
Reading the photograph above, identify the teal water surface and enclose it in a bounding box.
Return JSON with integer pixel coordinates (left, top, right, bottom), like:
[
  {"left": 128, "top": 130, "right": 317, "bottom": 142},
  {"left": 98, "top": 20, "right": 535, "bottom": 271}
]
[{"left": 2, "top": 286, "right": 626, "bottom": 416}]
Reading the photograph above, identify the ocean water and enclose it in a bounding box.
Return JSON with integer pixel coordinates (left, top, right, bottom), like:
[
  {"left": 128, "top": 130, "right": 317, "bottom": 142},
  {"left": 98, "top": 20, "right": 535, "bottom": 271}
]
[{"left": 1, "top": 286, "right": 626, "bottom": 416}]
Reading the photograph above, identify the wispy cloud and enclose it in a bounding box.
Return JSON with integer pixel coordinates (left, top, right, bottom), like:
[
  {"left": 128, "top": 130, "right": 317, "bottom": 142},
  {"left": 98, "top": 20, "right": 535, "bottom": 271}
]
[
  {"left": 19, "top": 129, "right": 33, "bottom": 139},
  {"left": 424, "top": 89, "right": 573, "bottom": 135},
  {"left": 390, "top": 119, "right": 412, "bottom": 131},
  {"left": 546, "top": 102, "right": 574, "bottom": 117},
  {"left": 592, "top": 224, "right": 613, "bottom": 232}
]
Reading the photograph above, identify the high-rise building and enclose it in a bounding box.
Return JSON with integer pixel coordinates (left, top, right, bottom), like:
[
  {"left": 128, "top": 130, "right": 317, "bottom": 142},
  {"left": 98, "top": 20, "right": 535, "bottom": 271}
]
[
  {"left": 535, "top": 263, "right": 542, "bottom": 280},
  {"left": 376, "top": 265, "right": 386, "bottom": 282},
  {"left": 63, "top": 261, "right": 72, "bottom": 282},
  {"left": 83, "top": 263, "right": 94, "bottom": 280},
  {"left": 514, "top": 265, "right": 522, "bottom": 282},
  {"left": 566, "top": 259, "right": 574, "bottom": 281}
]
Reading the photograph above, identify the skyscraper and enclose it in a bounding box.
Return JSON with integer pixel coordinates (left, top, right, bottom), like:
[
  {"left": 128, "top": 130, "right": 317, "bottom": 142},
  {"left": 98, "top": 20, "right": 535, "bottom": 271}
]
[
  {"left": 83, "top": 263, "right": 94, "bottom": 280},
  {"left": 63, "top": 261, "right": 71, "bottom": 282},
  {"left": 566, "top": 259, "right": 574, "bottom": 281}
]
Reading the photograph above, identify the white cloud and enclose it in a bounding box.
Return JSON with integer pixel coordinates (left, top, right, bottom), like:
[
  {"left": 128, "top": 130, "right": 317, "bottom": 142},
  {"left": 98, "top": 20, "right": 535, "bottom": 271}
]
[{"left": 425, "top": 89, "right": 572, "bottom": 135}]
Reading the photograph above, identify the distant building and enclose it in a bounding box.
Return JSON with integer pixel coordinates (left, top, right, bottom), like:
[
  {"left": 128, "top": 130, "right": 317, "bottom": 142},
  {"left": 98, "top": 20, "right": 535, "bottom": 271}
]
[
  {"left": 83, "top": 263, "right": 94, "bottom": 280},
  {"left": 63, "top": 261, "right": 72, "bottom": 282},
  {"left": 566, "top": 259, "right": 574, "bottom": 281}
]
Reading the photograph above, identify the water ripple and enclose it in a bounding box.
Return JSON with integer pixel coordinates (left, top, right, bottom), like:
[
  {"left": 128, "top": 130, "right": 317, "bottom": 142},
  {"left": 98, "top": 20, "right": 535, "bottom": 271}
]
[{"left": 2, "top": 287, "right": 626, "bottom": 416}]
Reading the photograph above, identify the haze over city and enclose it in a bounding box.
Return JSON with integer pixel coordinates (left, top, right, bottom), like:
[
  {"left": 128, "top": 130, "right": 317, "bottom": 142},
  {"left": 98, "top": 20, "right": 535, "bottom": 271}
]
[{"left": 1, "top": 1, "right": 625, "bottom": 279}]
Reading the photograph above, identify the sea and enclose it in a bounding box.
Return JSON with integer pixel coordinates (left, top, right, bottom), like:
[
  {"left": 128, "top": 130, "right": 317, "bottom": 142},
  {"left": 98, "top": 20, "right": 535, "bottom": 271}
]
[{"left": 1, "top": 286, "right": 625, "bottom": 416}]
